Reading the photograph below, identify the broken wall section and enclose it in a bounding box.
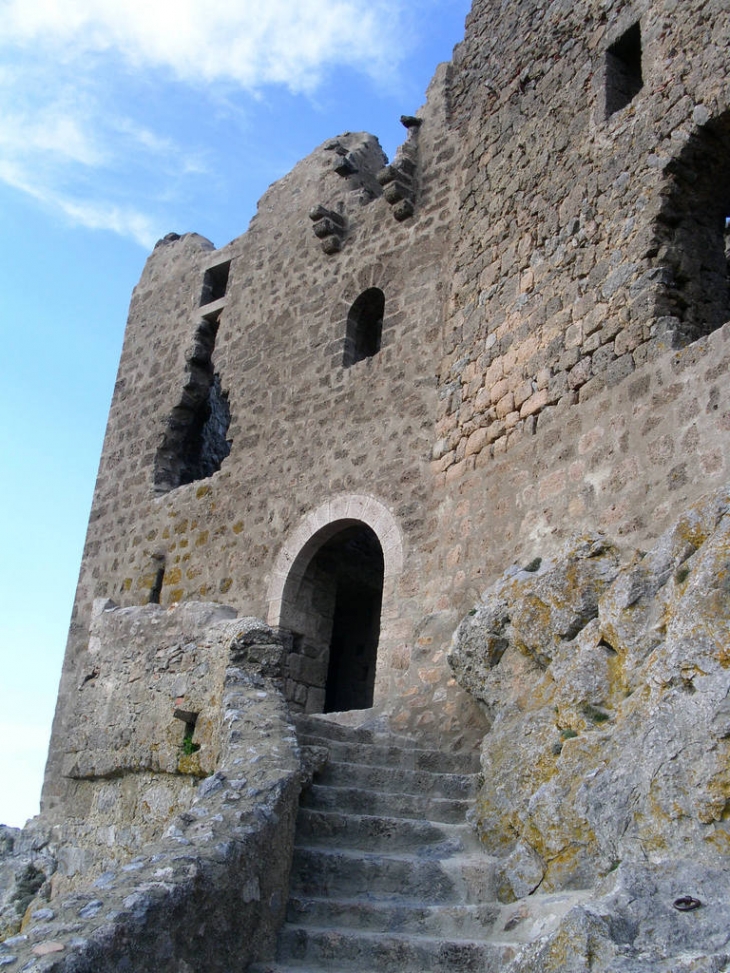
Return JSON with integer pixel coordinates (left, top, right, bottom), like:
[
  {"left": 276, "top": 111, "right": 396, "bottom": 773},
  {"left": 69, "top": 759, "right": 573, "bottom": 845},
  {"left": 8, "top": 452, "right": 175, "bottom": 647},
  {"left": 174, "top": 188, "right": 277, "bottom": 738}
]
[{"left": 0, "top": 614, "right": 301, "bottom": 972}]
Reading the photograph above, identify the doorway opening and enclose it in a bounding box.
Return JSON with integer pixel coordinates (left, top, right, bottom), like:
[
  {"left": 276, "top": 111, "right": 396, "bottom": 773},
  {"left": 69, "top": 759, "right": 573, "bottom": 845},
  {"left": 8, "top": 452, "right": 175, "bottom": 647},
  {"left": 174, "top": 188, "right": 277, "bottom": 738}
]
[{"left": 280, "top": 523, "right": 384, "bottom": 714}]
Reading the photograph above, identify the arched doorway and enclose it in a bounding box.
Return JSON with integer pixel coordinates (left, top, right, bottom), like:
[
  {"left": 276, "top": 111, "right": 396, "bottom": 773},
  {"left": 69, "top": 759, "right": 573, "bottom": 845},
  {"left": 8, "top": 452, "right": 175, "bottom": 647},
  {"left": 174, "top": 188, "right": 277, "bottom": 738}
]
[{"left": 278, "top": 522, "right": 384, "bottom": 714}]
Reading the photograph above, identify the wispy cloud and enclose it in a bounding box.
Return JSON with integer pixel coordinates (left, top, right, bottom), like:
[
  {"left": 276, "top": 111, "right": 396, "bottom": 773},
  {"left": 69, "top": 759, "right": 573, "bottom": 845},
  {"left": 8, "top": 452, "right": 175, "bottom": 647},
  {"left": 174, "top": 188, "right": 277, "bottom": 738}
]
[
  {"left": 0, "top": 109, "right": 104, "bottom": 166},
  {"left": 0, "top": 156, "right": 158, "bottom": 247},
  {"left": 0, "top": 0, "right": 410, "bottom": 245},
  {"left": 2, "top": 0, "right": 404, "bottom": 91}
]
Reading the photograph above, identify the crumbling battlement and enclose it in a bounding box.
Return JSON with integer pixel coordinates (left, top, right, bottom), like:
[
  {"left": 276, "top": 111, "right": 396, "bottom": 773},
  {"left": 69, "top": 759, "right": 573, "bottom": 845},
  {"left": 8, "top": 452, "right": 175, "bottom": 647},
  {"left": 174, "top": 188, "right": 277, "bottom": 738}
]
[{"left": 2, "top": 3, "right": 730, "bottom": 971}]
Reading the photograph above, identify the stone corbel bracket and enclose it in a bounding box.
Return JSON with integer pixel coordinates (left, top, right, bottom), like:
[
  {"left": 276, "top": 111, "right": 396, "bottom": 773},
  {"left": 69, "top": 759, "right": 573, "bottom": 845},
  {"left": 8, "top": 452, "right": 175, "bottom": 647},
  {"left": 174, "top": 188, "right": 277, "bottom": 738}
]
[
  {"left": 309, "top": 204, "right": 348, "bottom": 254},
  {"left": 377, "top": 115, "right": 422, "bottom": 222}
]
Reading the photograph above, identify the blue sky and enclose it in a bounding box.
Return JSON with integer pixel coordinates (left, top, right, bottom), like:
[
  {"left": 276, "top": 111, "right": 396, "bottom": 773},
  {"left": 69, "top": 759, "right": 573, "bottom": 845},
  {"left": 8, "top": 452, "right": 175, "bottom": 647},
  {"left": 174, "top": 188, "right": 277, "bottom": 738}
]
[{"left": 0, "top": 0, "right": 472, "bottom": 828}]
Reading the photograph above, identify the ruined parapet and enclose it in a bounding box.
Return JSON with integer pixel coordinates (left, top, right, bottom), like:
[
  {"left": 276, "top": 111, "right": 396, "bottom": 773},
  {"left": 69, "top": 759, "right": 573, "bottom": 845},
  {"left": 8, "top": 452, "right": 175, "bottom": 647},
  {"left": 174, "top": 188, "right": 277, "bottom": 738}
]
[
  {"left": 306, "top": 133, "right": 388, "bottom": 251},
  {"left": 0, "top": 613, "right": 301, "bottom": 972}
]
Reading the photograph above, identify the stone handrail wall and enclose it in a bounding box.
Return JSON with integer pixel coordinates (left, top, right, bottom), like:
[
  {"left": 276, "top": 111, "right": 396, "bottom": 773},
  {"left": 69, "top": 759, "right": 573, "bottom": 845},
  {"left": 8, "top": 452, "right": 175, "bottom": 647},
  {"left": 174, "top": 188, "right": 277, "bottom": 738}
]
[{"left": 0, "top": 617, "right": 301, "bottom": 972}]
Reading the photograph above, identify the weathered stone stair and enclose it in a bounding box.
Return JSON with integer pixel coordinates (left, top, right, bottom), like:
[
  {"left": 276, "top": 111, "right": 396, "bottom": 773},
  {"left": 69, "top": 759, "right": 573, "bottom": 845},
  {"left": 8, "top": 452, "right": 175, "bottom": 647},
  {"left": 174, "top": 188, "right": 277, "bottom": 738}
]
[{"left": 251, "top": 713, "right": 517, "bottom": 973}]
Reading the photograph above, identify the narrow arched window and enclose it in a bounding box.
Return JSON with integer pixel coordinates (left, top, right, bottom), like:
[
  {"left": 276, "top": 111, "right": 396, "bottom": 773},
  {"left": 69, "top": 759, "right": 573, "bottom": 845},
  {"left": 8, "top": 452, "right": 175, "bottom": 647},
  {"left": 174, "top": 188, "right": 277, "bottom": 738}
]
[{"left": 342, "top": 288, "right": 384, "bottom": 368}]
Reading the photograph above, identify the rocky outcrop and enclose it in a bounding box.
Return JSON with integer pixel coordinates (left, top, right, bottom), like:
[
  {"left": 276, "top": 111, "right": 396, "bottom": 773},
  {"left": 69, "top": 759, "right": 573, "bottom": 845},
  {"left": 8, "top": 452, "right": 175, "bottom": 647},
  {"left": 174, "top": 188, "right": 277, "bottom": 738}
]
[
  {"left": 449, "top": 486, "right": 730, "bottom": 970},
  {"left": 0, "top": 826, "right": 56, "bottom": 943}
]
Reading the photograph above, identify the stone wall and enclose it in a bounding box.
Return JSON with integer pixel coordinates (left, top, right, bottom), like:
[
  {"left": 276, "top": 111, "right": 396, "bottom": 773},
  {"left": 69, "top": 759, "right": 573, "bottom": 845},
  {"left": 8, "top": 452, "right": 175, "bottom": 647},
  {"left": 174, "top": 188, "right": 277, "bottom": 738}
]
[
  {"left": 6, "top": 2, "right": 730, "bottom": 969},
  {"left": 43, "top": 0, "right": 730, "bottom": 797},
  {"left": 440, "top": 0, "right": 730, "bottom": 465},
  {"left": 424, "top": 319, "right": 730, "bottom": 623},
  {"left": 0, "top": 615, "right": 301, "bottom": 972}
]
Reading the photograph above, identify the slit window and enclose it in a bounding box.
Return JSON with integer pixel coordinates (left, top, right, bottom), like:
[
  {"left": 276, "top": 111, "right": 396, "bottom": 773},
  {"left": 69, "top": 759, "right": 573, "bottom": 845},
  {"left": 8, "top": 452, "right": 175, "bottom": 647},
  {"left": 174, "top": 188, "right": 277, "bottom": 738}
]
[
  {"left": 605, "top": 22, "right": 643, "bottom": 119},
  {"left": 149, "top": 560, "right": 165, "bottom": 604},
  {"left": 174, "top": 709, "right": 200, "bottom": 755},
  {"left": 342, "top": 288, "right": 385, "bottom": 368}
]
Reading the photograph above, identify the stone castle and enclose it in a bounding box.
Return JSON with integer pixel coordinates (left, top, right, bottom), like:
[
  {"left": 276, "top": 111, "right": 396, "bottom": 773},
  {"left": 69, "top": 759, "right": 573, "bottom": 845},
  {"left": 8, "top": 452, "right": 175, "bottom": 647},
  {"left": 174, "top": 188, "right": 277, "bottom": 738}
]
[{"left": 2, "top": 0, "right": 730, "bottom": 969}]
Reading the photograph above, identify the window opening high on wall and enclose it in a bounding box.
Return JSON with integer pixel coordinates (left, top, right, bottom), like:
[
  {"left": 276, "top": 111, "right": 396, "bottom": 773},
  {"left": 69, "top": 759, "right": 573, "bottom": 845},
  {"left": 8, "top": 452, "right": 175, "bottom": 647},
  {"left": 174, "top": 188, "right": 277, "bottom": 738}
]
[
  {"left": 605, "top": 22, "right": 643, "bottom": 119},
  {"left": 343, "top": 288, "right": 385, "bottom": 367}
]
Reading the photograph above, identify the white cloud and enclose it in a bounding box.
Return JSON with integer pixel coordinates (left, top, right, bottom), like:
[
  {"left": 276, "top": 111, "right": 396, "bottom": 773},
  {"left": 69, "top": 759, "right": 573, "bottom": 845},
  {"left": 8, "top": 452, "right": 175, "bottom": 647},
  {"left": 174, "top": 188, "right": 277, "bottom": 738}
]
[
  {"left": 0, "top": 109, "right": 105, "bottom": 166},
  {"left": 1, "top": 0, "right": 404, "bottom": 92},
  {"left": 0, "top": 156, "right": 158, "bottom": 247},
  {"left": 0, "top": 0, "right": 412, "bottom": 245},
  {"left": 54, "top": 197, "right": 159, "bottom": 248}
]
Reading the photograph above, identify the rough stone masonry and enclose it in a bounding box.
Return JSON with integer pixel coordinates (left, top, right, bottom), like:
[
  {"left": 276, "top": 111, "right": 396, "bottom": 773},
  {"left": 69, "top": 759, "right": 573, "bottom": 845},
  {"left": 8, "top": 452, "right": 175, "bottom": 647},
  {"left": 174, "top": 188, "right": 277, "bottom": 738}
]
[{"left": 2, "top": 0, "right": 730, "bottom": 969}]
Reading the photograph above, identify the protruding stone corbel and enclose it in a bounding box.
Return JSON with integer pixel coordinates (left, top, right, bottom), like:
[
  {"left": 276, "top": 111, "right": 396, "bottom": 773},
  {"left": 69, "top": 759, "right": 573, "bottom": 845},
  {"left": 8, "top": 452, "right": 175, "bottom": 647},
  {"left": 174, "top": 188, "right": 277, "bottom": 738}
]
[
  {"left": 376, "top": 160, "right": 416, "bottom": 221},
  {"left": 376, "top": 115, "right": 422, "bottom": 221},
  {"left": 332, "top": 154, "right": 358, "bottom": 177},
  {"left": 309, "top": 204, "right": 347, "bottom": 254},
  {"left": 325, "top": 140, "right": 359, "bottom": 178}
]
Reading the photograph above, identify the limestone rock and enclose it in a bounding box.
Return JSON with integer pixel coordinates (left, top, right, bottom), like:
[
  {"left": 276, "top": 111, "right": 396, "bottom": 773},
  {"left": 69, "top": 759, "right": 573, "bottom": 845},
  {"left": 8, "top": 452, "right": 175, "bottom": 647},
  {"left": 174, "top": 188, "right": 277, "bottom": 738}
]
[
  {"left": 0, "top": 825, "right": 55, "bottom": 941},
  {"left": 506, "top": 861, "right": 730, "bottom": 973},
  {"left": 449, "top": 485, "right": 730, "bottom": 967}
]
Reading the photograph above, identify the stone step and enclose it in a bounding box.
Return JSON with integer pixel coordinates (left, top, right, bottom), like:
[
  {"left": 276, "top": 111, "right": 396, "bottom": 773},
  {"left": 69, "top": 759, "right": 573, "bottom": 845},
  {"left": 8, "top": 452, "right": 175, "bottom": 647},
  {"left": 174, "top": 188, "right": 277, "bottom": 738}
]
[
  {"left": 276, "top": 924, "right": 516, "bottom": 972},
  {"left": 297, "top": 733, "right": 481, "bottom": 775},
  {"left": 315, "top": 761, "right": 479, "bottom": 799},
  {"left": 300, "top": 783, "right": 472, "bottom": 823},
  {"left": 286, "top": 895, "right": 500, "bottom": 939},
  {"left": 270, "top": 717, "right": 505, "bottom": 973},
  {"left": 295, "top": 808, "right": 480, "bottom": 854},
  {"left": 291, "top": 846, "right": 458, "bottom": 902},
  {"left": 294, "top": 714, "right": 420, "bottom": 748},
  {"left": 290, "top": 847, "right": 496, "bottom": 903}
]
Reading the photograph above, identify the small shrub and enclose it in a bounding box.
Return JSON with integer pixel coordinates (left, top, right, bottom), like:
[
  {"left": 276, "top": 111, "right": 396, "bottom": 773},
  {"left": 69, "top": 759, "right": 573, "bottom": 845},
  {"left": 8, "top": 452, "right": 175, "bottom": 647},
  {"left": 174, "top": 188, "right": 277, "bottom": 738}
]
[
  {"left": 523, "top": 557, "right": 542, "bottom": 573},
  {"left": 181, "top": 729, "right": 200, "bottom": 755}
]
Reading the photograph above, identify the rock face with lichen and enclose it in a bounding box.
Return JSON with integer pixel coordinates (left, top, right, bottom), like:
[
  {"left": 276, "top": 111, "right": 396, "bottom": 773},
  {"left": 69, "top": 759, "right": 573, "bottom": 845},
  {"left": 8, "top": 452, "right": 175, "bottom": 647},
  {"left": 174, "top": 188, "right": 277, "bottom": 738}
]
[{"left": 448, "top": 486, "right": 730, "bottom": 969}]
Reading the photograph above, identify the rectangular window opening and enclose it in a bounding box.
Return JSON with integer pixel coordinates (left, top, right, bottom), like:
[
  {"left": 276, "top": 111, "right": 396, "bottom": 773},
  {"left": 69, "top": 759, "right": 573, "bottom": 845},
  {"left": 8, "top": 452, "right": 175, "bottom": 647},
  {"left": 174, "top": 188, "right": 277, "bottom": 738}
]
[
  {"left": 174, "top": 709, "right": 200, "bottom": 754},
  {"left": 200, "top": 260, "right": 231, "bottom": 306},
  {"left": 605, "top": 22, "right": 643, "bottom": 119}
]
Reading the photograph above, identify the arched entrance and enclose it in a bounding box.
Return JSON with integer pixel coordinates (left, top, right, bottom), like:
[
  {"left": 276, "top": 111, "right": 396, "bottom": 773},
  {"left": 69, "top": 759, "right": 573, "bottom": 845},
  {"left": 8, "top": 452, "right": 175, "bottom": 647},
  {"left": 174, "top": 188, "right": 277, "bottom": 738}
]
[
  {"left": 278, "top": 522, "right": 384, "bottom": 713},
  {"left": 268, "top": 495, "right": 404, "bottom": 715}
]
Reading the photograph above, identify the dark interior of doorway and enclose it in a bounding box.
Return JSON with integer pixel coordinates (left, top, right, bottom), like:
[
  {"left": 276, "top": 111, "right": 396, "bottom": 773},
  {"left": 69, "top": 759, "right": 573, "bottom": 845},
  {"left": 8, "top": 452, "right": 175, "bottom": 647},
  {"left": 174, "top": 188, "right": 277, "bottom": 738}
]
[{"left": 320, "top": 526, "right": 384, "bottom": 712}]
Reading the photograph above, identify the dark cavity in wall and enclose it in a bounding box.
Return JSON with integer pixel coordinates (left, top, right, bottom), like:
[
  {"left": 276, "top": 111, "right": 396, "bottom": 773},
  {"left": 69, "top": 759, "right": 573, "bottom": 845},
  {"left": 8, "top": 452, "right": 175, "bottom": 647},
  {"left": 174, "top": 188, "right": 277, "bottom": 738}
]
[
  {"left": 654, "top": 110, "right": 730, "bottom": 345},
  {"left": 605, "top": 22, "right": 643, "bottom": 119},
  {"left": 200, "top": 260, "right": 231, "bottom": 305},
  {"left": 149, "top": 556, "right": 165, "bottom": 604},
  {"left": 343, "top": 288, "right": 385, "bottom": 367},
  {"left": 154, "top": 313, "right": 232, "bottom": 494},
  {"left": 280, "top": 523, "right": 384, "bottom": 714}
]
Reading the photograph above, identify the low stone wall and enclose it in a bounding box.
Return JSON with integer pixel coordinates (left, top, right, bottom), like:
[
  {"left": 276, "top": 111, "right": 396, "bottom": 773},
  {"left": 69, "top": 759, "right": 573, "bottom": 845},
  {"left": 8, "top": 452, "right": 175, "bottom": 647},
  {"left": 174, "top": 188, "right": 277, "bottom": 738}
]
[{"left": 0, "top": 615, "right": 301, "bottom": 972}]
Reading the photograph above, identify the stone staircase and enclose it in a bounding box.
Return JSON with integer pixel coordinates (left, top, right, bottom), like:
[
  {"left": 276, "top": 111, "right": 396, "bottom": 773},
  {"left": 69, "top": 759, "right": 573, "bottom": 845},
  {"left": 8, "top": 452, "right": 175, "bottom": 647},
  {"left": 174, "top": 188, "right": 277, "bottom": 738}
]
[{"left": 251, "top": 713, "right": 519, "bottom": 973}]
